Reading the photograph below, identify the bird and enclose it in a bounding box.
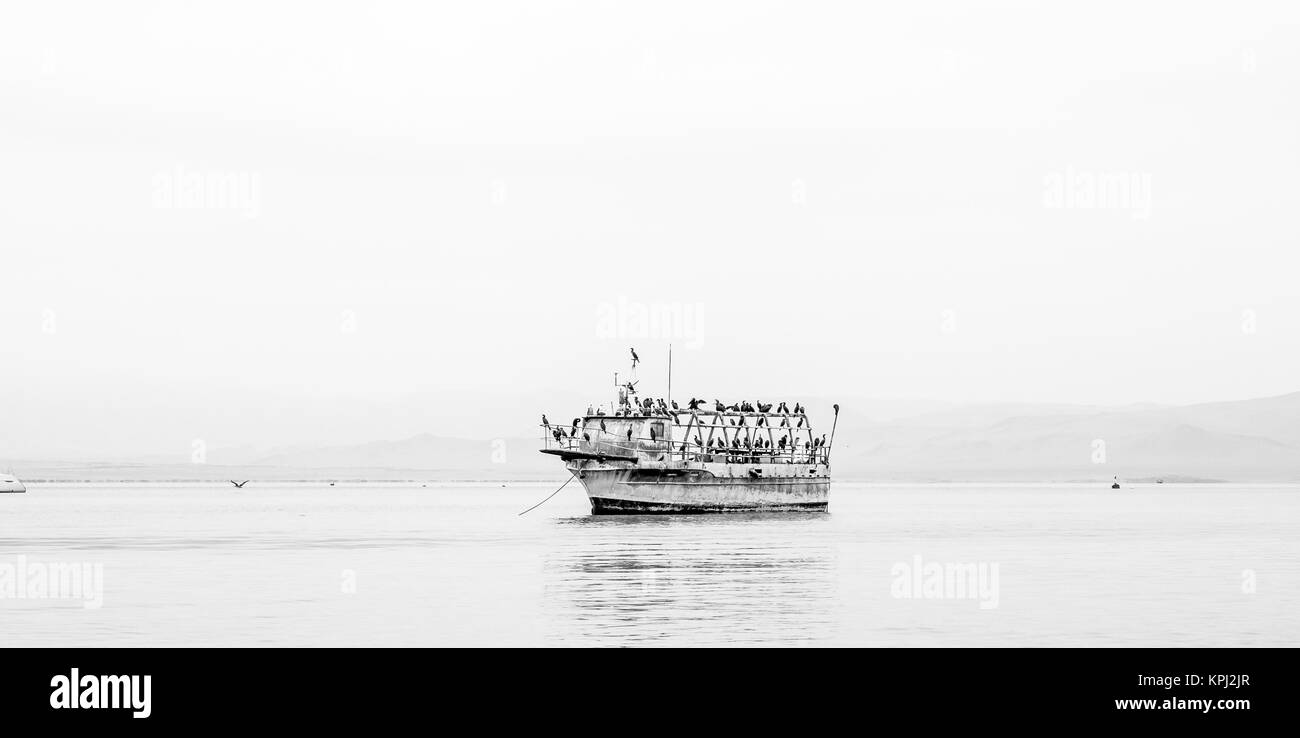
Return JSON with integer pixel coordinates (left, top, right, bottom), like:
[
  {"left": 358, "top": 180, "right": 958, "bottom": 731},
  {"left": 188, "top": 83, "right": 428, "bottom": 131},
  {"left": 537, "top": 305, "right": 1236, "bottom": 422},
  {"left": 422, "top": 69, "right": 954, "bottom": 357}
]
[
  {"left": 630, "top": 347, "right": 640, "bottom": 366},
  {"left": 600, "top": 419, "right": 606, "bottom": 432},
  {"left": 797, "top": 417, "right": 804, "bottom": 428},
  {"left": 541, "top": 414, "right": 549, "bottom": 427},
  {"left": 715, "top": 399, "right": 725, "bottom": 412},
  {"left": 626, "top": 427, "right": 633, "bottom": 441},
  {"left": 583, "top": 432, "right": 591, "bottom": 442},
  {"left": 230, "top": 480, "right": 249, "bottom": 488},
  {"left": 671, "top": 400, "right": 679, "bottom": 411}
]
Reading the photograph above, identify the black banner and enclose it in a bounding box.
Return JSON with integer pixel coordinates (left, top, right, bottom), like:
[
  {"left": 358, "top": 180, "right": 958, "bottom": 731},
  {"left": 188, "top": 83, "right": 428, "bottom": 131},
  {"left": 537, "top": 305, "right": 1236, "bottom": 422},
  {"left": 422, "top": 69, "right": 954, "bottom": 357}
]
[{"left": 0, "top": 648, "right": 1285, "bottom": 728}]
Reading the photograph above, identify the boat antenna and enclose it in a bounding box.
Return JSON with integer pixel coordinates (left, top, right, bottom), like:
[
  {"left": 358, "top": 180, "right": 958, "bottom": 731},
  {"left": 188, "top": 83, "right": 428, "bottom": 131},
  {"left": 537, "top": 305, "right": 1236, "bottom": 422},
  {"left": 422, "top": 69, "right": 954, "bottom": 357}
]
[
  {"left": 827, "top": 403, "right": 840, "bottom": 462},
  {"left": 667, "top": 344, "right": 672, "bottom": 405}
]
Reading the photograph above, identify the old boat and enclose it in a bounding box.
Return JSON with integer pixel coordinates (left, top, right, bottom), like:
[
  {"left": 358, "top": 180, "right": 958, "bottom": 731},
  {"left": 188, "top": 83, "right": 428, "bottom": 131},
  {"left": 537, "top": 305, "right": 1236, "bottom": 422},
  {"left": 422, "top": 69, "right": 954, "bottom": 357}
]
[
  {"left": 540, "top": 370, "right": 837, "bottom": 514},
  {"left": 0, "top": 473, "right": 26, "bottom": 493}
]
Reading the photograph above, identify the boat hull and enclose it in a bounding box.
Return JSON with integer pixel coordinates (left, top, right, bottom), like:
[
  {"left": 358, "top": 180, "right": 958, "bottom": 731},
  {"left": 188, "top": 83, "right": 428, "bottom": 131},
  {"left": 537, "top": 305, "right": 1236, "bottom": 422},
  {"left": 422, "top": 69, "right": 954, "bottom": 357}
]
[{"left": 570, "top": 463, "right": 829, "bottom": 514}]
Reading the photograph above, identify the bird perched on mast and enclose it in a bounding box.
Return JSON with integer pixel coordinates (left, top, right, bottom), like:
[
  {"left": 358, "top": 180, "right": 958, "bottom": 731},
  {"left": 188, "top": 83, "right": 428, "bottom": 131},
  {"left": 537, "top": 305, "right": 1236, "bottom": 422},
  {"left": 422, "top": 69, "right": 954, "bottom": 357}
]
[{"left": 630, "top": 347, "right": 640, "bottom": 367}]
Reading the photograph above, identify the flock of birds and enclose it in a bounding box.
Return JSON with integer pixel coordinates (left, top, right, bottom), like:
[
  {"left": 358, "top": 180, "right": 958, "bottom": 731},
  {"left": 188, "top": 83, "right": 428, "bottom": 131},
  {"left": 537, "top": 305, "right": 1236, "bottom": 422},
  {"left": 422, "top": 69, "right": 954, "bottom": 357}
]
[{"left": 542, "top": 397, "right": 827, "bottom": 455}]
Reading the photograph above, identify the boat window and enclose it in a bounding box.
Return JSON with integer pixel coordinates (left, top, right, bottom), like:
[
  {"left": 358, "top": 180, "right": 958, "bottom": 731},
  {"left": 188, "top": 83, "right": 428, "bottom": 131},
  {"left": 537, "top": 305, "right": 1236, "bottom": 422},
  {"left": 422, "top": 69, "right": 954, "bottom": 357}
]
[{"left": 651, "top": 422, "right": 666, "bottom": 440}]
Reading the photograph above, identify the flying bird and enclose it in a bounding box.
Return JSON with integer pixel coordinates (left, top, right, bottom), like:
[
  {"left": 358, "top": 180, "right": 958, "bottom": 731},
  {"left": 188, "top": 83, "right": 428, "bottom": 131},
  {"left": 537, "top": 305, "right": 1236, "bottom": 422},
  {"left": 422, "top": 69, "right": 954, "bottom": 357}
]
[{"left": 230, "top": 480, "right": 249, "bottom": 488}]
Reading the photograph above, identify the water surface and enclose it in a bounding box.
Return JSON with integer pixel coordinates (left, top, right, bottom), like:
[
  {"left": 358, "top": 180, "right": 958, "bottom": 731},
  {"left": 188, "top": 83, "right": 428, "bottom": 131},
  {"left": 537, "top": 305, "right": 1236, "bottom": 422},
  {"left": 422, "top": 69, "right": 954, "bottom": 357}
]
[{"left": 2, "top": 482, "right": 1296, "bottom": 646}]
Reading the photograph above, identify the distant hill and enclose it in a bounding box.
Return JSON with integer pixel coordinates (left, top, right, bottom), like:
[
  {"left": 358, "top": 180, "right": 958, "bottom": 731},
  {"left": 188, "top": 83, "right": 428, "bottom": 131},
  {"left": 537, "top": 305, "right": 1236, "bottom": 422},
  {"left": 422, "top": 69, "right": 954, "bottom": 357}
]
[
  {"left": 6, "top": 392, "right": 1299, "bottom": 482},
  {"left": 249, "top": 433, "right": 552, "bottom": 475},
  {"left": 839, "top": 392, "right": 1300, "bottom": 481}
]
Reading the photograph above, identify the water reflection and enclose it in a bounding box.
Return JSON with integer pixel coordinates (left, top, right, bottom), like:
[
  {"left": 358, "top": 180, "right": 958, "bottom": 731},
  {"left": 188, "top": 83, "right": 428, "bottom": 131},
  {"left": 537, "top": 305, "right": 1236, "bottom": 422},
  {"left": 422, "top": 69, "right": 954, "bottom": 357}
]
[{"left": 543, "top": 513, "right": 836, "bottom": 645}]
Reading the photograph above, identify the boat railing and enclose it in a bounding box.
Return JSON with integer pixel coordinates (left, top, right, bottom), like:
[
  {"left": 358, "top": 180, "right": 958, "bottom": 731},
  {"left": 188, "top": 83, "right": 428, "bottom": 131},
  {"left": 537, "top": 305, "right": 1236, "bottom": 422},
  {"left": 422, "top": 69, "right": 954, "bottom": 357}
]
[{"left": 540, "top": 422, "right": 829, "bottom": 465}]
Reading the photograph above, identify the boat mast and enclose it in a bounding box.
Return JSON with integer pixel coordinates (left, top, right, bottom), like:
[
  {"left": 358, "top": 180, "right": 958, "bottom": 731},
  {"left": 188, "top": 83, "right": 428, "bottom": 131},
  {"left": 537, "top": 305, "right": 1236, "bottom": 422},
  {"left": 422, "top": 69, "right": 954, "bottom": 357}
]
[{"left": 667, "top": 344, "right": 672, "bottom": 405}]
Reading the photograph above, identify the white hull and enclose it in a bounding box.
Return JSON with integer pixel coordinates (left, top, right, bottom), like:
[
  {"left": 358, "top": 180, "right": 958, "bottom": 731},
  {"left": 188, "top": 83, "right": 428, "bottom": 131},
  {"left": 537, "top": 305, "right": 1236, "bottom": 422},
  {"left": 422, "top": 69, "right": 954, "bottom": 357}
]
[{"left": 568, "top": 460, "right": 829, "bottom": 513}]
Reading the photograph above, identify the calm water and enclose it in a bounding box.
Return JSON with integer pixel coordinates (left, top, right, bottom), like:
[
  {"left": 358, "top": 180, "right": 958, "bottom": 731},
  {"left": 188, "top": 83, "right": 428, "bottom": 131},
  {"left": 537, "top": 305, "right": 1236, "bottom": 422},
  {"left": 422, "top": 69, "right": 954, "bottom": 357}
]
[{"left": 2, "top": 482, "right": 1297, "bottom": 647}]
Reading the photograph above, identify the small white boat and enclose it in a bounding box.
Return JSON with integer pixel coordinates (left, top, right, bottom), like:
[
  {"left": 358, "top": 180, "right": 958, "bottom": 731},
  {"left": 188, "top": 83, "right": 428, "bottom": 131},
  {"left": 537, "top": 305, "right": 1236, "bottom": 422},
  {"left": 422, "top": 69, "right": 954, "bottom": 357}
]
[{"left": 0, "top": 474, "right": 26, "bottom": 493}]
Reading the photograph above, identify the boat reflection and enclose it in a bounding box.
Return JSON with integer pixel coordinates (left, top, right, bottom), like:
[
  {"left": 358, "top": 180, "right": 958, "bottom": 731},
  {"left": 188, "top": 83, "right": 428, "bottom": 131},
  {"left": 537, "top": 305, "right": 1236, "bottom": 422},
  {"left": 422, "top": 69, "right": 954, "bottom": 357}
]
[{"left": 542, "top": 513, "right": 836, "bottom": 645}]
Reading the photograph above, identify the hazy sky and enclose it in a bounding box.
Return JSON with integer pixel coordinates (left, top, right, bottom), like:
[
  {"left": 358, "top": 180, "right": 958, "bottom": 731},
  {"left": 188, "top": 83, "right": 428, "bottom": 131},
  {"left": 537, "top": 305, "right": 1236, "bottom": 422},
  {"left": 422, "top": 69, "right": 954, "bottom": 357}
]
[{"left": 3, "top": 1, "right": 1299, "bottom": 446}]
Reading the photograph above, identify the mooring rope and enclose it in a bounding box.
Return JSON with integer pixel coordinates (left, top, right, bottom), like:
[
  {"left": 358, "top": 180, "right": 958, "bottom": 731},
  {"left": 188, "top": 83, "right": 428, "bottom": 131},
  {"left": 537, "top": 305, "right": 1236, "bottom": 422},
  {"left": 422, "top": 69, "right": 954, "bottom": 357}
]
[{"left": 517, "top": 475, "right": 575, "bottom": 516}]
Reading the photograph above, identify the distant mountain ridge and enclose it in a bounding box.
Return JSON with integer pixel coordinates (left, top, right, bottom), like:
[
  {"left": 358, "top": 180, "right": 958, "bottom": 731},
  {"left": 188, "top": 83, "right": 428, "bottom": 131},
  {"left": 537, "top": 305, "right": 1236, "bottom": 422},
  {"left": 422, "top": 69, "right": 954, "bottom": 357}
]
[{"left": 6, "top": 392, "right": 1299, "bottom": 482}]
